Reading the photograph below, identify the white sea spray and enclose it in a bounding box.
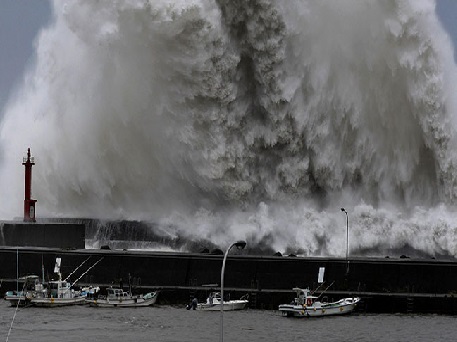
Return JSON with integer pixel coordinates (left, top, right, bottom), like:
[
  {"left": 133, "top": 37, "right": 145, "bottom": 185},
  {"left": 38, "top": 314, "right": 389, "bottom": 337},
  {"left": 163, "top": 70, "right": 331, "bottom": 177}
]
[{"left": 1, "top": 0, "right": 457, "bottom": 256}]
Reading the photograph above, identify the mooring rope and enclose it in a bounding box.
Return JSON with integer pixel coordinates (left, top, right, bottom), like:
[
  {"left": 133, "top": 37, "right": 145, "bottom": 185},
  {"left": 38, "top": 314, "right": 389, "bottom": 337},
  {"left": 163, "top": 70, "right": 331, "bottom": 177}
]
[{"left": 5, "top": 281, "right": 28, "bottom": 342}]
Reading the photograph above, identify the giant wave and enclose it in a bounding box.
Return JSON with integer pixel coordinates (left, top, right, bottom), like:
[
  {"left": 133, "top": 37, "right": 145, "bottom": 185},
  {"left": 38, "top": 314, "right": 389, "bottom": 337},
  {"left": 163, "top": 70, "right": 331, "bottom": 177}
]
[{"left": 1, "top": 0, "right": 457, "bottom": 256}]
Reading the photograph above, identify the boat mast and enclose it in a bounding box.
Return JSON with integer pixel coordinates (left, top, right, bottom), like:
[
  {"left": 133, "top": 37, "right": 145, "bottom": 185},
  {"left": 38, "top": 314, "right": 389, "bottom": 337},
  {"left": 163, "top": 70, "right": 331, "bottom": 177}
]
[
  {"left": 42, "top": 255, "right": 45, "bottom": 285},
  {"left": 16, "top": 249, "right": 18, "bottom": 293},
  {"left": 54, "top": 257, "right": 62, "bottom": 295}
]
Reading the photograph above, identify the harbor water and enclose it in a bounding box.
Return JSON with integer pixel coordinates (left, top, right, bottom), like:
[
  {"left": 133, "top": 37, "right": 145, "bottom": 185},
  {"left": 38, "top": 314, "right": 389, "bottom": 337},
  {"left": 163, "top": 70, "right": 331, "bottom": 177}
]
[{"left": 2, "top": 300, "right": 457, "bottom": 342}]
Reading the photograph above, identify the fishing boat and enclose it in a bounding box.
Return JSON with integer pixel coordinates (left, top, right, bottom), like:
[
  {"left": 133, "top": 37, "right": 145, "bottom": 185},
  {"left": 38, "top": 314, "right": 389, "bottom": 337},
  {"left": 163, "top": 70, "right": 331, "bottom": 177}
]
[
  {"left": 4, "top": 275, "right": 45, "bottom": 307},
  {"left": 5, "top": 256, "right": 103, "bottom": 307},
  {"left": 30, "top": 279, "right": 86, "bottom": 307},
  {"left": 196, "top": 292, "right": 248, "bottom": 311},
  {"left": 30, "top": 258, "right": 87, "bottom": 307},
  {"left": 86, "top": 287, "right": 159, "bottom": 307},
  {"left": 278, "top": 287, "right": 360, "bottom": 317}
]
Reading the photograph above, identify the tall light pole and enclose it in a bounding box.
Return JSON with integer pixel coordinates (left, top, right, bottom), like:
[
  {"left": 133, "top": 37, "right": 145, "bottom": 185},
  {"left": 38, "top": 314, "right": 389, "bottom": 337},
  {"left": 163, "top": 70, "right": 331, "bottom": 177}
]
[
  {"left": 220, "top": 240, "right": 246, "bottom": 342},
  {"left": 341, "top": 208, "right": 349, "bottom": 274}
]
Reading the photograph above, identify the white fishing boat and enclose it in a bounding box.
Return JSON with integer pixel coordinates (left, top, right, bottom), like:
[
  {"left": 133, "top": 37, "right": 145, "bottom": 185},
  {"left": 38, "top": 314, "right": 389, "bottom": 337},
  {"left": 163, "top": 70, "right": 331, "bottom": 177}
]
[
  {"left": 30, "top": 279, "right": 86, "bottom": 307},
  {"left": 30, "top": 258, "right": 86, "bottom": 307},
  {"left": 278, "top": 287, "right": 360, "bottom": 317},
  {"left": 197, "top": 292, "right": 248, "bottom": 311},
  {"left": 86, "top": 287, "right": 159, "bottom": 307},
  {"left": 5, "top": 257, "right": 102, "bottom": 308}
]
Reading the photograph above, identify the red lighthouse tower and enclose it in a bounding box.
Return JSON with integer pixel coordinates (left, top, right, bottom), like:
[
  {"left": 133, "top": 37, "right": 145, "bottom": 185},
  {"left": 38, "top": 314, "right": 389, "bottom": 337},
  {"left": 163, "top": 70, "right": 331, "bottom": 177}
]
[{"left": 23, "top": 148, "right": 37, "bottom": 222}]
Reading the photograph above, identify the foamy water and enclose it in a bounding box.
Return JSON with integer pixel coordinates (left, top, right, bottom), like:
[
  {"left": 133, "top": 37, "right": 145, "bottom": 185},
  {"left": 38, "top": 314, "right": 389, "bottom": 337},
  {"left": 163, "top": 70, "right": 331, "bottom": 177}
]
[{"left": 1, "top": 0, "right": 457, "bottom": 256}]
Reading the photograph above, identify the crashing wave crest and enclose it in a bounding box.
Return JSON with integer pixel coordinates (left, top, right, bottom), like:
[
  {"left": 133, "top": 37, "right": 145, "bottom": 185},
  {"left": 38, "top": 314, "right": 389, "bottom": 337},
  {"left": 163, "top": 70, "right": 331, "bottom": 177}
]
[{"left": 1, "top": 0, "right": 457, "bottom": 256}]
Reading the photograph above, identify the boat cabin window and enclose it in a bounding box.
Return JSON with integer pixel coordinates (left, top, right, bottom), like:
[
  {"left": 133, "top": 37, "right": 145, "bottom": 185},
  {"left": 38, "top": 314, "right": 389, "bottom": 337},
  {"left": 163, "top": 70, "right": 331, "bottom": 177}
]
[{"left": 108, "top": 288, "right": 129, "bottom": 297}]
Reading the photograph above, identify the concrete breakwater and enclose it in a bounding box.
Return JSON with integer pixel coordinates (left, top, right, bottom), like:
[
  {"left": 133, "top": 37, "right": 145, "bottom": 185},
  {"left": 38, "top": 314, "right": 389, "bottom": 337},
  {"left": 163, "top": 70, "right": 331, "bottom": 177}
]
[{"left": 1, "top": 247, "right": 457, "bottom": 314}]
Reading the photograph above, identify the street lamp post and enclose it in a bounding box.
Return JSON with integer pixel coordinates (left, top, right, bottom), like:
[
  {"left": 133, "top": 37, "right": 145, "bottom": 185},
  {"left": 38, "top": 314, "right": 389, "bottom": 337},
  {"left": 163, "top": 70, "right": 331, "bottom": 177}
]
[
  {"left": 220, "top": 240, "right": 246, "bottom": 342},
  {"left": 341, "top": 208, "right": 349, "bottom": 274}
]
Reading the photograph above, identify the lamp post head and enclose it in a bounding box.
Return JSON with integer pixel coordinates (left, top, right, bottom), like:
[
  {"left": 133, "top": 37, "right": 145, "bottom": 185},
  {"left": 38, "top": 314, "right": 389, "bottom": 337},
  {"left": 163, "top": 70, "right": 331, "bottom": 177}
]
[
  {"left": 233, "top": 241, "right": 247, "bottom": 250},
  {"left": 341, "top": 208, "right": 346, "bottom": 213}
]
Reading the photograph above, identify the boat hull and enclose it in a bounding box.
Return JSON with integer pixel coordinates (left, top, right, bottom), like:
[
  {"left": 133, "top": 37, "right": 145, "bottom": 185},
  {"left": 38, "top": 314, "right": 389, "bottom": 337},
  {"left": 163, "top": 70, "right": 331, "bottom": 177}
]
[
  {"left": 197, "top": 300, "right": 248, "bottom": 311},
  {"left": 87, "top": 292, "right": 158, "bottom": 308},
  {"left": 4, "top": 294, "right": 31, "bottom": 307},
  {"left": 279, "top": 298, "right": 360, "bottom": 317},
  {"left": 31, "top": 297, "right": 86, "bottom": 307}
]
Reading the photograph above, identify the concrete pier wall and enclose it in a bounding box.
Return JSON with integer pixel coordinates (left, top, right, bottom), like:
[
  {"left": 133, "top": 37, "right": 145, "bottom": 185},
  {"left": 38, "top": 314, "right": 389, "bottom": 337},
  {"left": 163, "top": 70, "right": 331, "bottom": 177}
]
[
  {"left": 0, "top": 222, "right": 85, "bottom": 249},
  {"left": 1, "top": 220, "right": 456, "bottom": 313},
  {"left": 2, "top": 247, "right": 457, "bottom": 313},
  {"left": 1, "top": 247, "right": 457, "bottom": 293}
]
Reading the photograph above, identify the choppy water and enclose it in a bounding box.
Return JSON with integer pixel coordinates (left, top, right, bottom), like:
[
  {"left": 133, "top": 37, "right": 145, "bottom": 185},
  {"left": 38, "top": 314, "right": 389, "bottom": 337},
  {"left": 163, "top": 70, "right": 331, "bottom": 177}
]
[{"left": 2, "top": 300, "right": 457, "bottom": 342}]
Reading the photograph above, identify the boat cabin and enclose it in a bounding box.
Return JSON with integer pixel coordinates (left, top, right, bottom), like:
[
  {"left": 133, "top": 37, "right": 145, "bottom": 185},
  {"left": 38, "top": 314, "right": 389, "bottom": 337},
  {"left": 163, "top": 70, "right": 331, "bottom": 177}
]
[
  {"left": 206, "top": 292, "right": 222, "bottom": 304},
  {"left": 107, "top": 288, "right": 131, "bottom": 299},
  {"left": 49, "top": 280, "right": 72, "bottom": 299},
  {"left": 293, "top": 287, "right": 317, "bottom": 306}
]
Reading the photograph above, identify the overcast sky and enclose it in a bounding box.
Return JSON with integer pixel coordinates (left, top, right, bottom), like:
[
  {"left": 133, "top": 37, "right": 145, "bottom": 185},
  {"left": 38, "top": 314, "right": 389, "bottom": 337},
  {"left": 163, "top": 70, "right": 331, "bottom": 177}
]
[
  {"left": 0, "top": 0, "right": 51, "bottom": 111},
  {"left": 0, "top": 0, "right": 457, "bottom": 112}
]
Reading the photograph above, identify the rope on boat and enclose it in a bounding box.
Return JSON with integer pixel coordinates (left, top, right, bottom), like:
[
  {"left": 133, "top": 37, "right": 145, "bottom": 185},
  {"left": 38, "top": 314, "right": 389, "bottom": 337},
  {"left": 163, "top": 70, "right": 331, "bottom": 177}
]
[
  {"left": 58, "top": 257, "right": 105, "bottom": 296},
  {"left": 70, "top": 257, "right": 104, "bottom": 287},
  {"left": 64, "top": 256, "right": 92, "bottom": 281},
  {"left": 315, "top": 281, "right": 335, "bottom": 300},
  {"left": 310, "top": 282, "right": 326, "bottom": 295}
]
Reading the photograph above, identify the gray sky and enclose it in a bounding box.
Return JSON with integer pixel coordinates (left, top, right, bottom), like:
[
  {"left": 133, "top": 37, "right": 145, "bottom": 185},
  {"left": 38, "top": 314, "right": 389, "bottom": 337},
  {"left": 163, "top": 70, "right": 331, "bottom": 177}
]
[
  {"left": 0, "top": 0, "right": 456, "bottom": 112},
  {"left": 0, "top": 0, "right": 51, "bottom": 111},
  {"left": 436, "top": 0, "right": 457, "bottom": 58}
]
